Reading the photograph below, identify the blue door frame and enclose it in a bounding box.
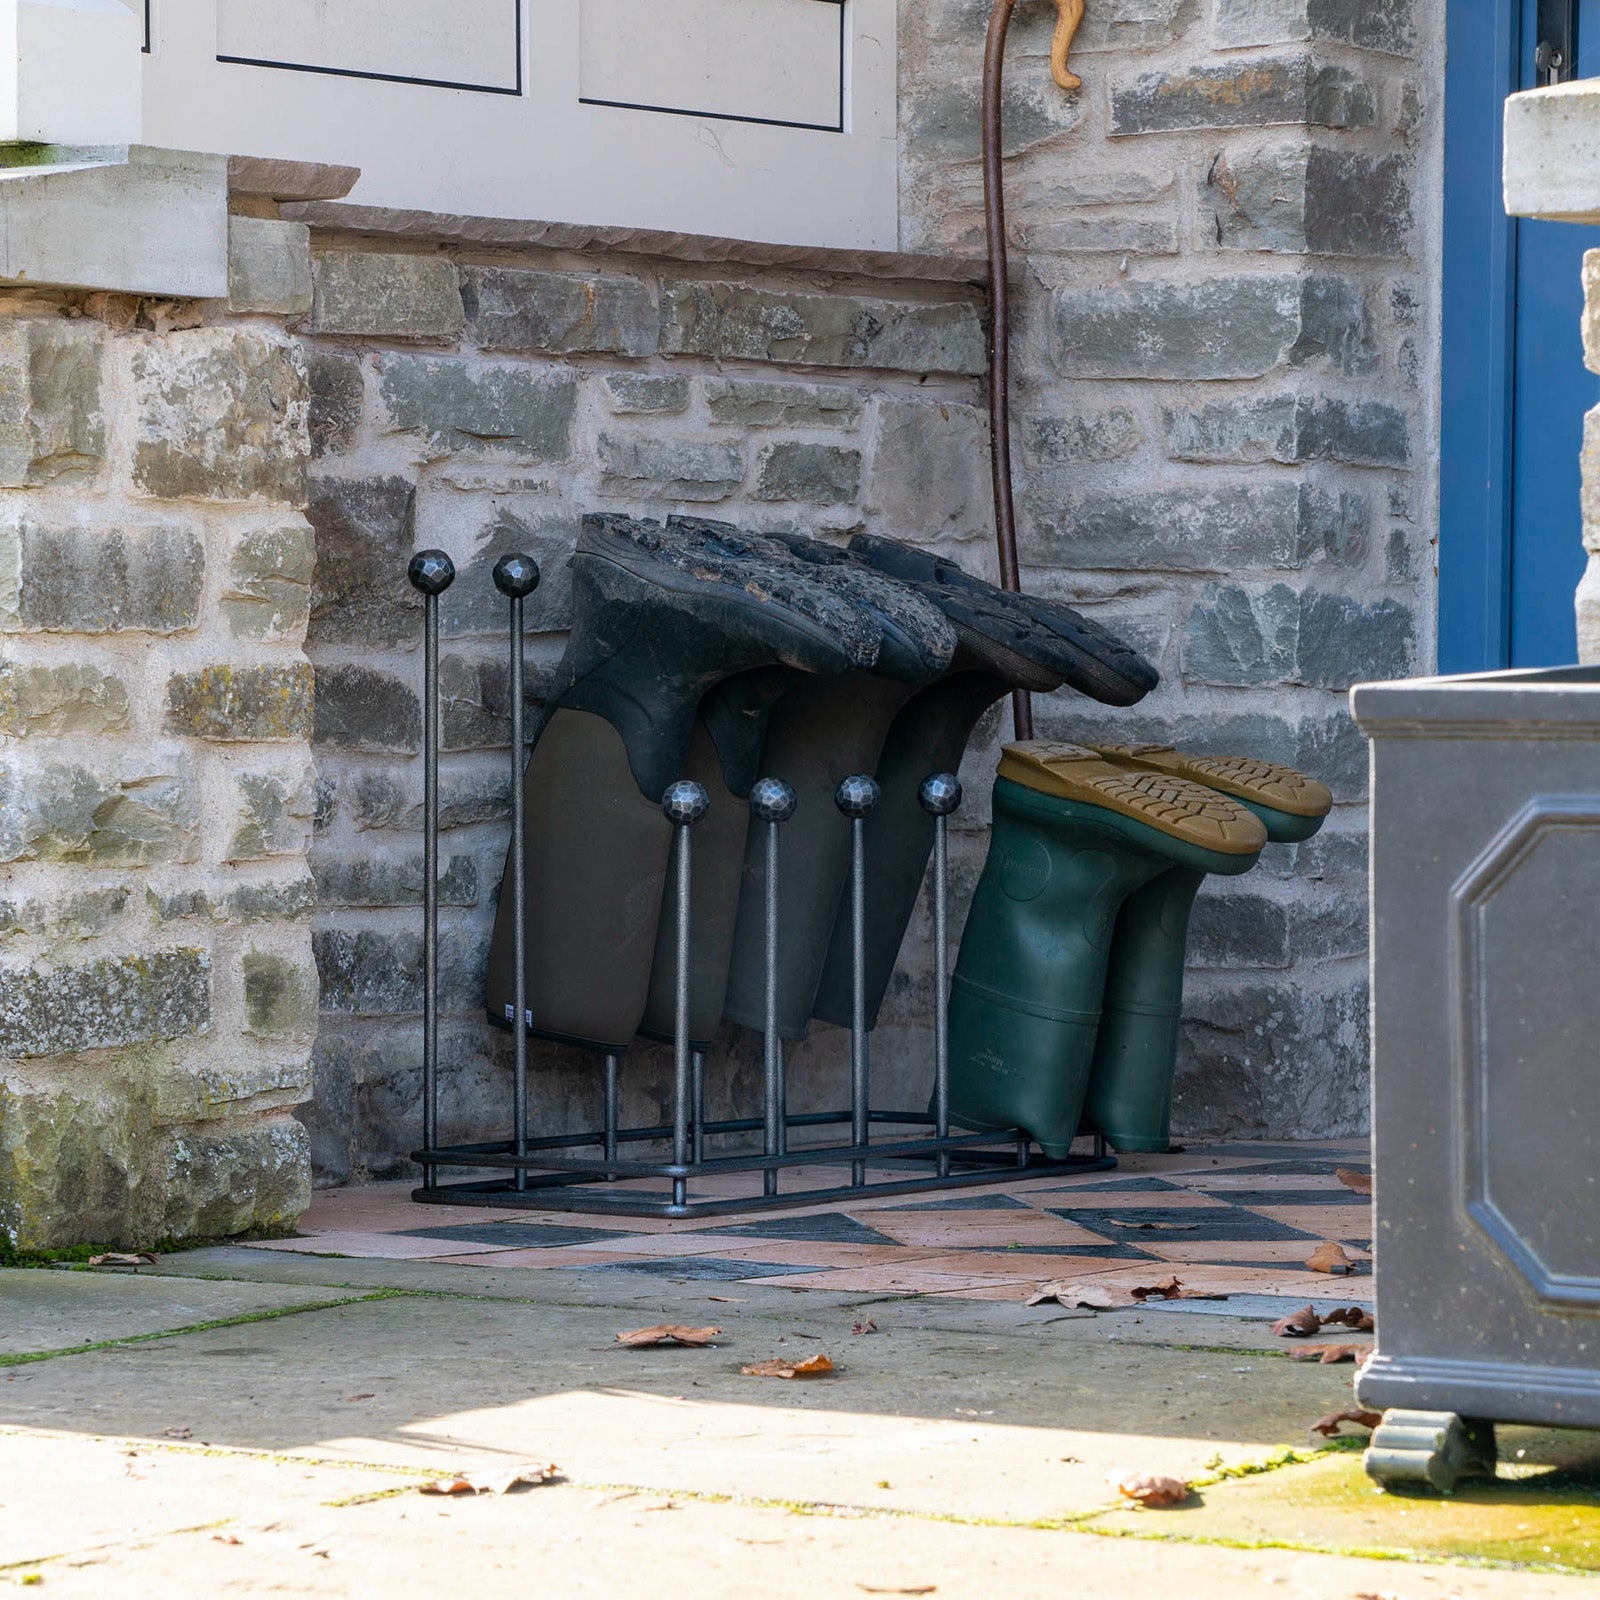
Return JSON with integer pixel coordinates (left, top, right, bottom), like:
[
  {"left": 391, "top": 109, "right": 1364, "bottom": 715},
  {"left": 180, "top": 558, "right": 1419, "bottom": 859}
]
[{"left": 1439, "top": 0, "right": 1599, "bottom": 672}]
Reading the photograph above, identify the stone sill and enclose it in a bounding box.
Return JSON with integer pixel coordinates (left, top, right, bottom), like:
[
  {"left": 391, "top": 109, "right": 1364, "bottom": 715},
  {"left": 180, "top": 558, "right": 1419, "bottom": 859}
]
[
  {"left": 1505, "top": 79, "right": 1600, "bottom": 221},
  {"left": 279, "top": 201, "right": 989, "bottom": 290}
]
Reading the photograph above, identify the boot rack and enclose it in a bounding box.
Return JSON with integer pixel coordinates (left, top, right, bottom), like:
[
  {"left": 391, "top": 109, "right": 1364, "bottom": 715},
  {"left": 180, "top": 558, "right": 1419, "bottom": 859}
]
[{"left": 407, "top": 551, "right": 1114, "bottom": 1218}]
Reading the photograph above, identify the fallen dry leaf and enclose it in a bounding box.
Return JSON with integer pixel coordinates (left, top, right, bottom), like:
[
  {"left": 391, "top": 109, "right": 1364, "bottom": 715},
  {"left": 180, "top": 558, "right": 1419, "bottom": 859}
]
[
  {"left": 1289, "top": 1343, "right": 1368, "bottom": 1365},
  {"left": 89, "top": 1252, "right": 156, "bottom": 1268},
  {"left": 1336, "top": 1167, "right": 1373, "bottom": 1196},
  {"left": 1305, "top": 1241, "right": 1358, "bottom": 1275},
  {"left": 741, "top": 1353, "right": 835, "bottom": 1379},
  {"left": 855, "top": 1586, "right": 937, "bottom": 1595},
  {"left": 212, "top": 1533, "right": 243, "bottom": 1545},
  {"left": 1271, "top": 1304, "right": 1324, "bottom": 1338},
  {"left": 162, "top": 1426, "right": 192, "bottom": 1440},
  {"left": 419, "top": 1463, "right": 559, "bottom": 1496},
  {"left": 852, "top": 1318, "right": 878, "bottom": 1336},
  {"left": 1312, "top": 1408, "right": 1382, "bottom": 1437},
  {"left": 1131, "top": 1276, "right": 1228, "bottom": 1303},
  {"left": 344, "top": 1393, "right": 375, "bottom": 1402},
  {"left": 1324, "top": 1305, "right": 1376, "bottom": 1333},
  {"left": 616, "top": 1325, "right": 721, "bottom": 1348},
  {"left": 1107, "top": 1219, "right": 1200, "bottom": 1232},
  {"left": 1112, "top": 1472, "right": 1191, "bottom": 1508},
  {"left": 1027, "top": 1281, "right": 1136, "bottom": 1310}
]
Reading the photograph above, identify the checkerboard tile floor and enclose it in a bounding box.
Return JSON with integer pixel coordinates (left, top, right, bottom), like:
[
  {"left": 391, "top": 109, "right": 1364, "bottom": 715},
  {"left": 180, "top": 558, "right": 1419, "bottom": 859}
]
[{"left": 252, "top": 1139, "right": 1374, "bottom": 1305}]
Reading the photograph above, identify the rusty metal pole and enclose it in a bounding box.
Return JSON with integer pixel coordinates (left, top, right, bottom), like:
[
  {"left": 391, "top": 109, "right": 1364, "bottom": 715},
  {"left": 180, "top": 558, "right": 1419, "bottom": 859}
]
[{"left": 983, "top": 0, "right": 1083, "bottom": 744}]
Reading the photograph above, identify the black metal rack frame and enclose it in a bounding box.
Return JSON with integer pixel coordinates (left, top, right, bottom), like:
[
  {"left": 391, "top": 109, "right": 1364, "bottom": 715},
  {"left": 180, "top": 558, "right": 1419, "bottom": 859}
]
[{"left": 406, "top": 549, "right": 1114, "bottom": 1217}]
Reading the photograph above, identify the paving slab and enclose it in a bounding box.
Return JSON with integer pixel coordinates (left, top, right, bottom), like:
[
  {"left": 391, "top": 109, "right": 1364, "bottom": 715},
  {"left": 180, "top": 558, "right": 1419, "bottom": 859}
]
[
  {"left": 0, "top": 1289, "right": 1362, "bottom": 1522},
  {"left": 0, "top": 1267, "right": 365, "bottom": 1358},
  {"left": 4, "top": 1441, "right": 1589, "bottom": 1600}
]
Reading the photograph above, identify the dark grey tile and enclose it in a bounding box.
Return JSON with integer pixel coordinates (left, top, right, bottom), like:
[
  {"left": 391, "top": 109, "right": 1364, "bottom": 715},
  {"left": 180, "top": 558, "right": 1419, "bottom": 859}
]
[
  {"left": 397, "top": 1223, "right": 622, "bottom": 1248},
  {"left": 873, "top": 1195, "right": 1035, "bottom": 1212},
  {"left": 584, "top": 1256, "right": 817, "bottom": 1281},
  {"left": 702, "top": 1214, "right": 899, "bottom": 1246},
  {"left": 1184, "top": 1188, "right": 1371, "bottom": 1207},
  {"left": 1043, "top": 1205, "right": 1319, "bottom": 1243}
]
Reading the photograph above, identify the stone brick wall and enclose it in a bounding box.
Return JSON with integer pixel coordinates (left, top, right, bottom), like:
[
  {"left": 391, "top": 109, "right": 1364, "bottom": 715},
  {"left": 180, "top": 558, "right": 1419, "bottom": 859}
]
[
  {"left": 0, "top": 283, "right": 317, "bottom": 1248},
  {"left": 296, "top": 237, "right": 997, "bottom": 1182},
  {"left": 897, "top": 0, "right": 1443, "bottom": 1138}
]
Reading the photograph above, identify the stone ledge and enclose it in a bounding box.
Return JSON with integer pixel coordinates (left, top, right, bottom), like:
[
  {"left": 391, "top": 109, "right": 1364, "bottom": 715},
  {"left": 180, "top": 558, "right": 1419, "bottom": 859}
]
[
  {"left": 282, "top": 201, "right": 989, "bottom": 289},
  {"left": 1505, "top": 81, "right": 1600, "bottom": 222},
  {"left": 228, "top": 155, "right": 360, "bottom": 204}
]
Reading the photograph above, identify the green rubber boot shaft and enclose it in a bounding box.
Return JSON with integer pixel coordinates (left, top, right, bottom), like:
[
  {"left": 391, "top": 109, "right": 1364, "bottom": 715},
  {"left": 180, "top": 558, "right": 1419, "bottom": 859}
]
[
  {"left": 946, "top": 779, "right": 1258, "bottom": 1159},
  {"left": 1082, "top": 792, "right": 1327, "bottom": 1151}
]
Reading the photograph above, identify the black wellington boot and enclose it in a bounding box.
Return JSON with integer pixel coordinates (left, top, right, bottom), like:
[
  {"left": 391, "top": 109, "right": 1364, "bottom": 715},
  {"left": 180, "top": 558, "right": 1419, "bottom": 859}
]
[
  {"left": 847, "top": 531, "right": 1159, "bottom": 708},
  {"left": 484, "top": 515, "right": 877, "bottom": 1053},
  {"left": 704, "top": 528, "right": 959, "bottom": 1042}
]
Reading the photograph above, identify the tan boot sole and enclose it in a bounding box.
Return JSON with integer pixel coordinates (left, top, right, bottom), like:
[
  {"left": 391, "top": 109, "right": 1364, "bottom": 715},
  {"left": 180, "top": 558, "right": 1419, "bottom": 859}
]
[{"left": 1086, "top": 743, "right": 1333, "bottom": 819}]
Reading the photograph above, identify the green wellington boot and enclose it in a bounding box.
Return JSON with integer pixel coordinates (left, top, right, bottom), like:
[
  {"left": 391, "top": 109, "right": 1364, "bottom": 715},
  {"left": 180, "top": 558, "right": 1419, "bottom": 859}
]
[
  {"left": 946, "top": 743, "right": 1266, "bottom": 1158},
  {"left": 1078, "top": 745, "right": 1333, "bottom": 1152}
]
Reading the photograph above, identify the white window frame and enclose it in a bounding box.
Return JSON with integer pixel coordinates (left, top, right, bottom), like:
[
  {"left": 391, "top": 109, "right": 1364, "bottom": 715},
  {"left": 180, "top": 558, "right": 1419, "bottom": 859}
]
[{"left": 139, "top": 0, "right": 899, "bottom": 249}]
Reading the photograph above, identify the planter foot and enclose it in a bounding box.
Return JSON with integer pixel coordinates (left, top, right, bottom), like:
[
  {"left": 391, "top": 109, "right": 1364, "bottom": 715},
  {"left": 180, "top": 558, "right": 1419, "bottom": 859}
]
[{"left": 1364, "top": 1410, "right": 1497, "bottom": 1494}]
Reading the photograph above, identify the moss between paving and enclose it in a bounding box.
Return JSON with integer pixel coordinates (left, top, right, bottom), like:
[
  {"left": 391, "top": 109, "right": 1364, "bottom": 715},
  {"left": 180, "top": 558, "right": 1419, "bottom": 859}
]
[{"left": 1080, "top": 1428, "right": 1600, "bottom": 1574}]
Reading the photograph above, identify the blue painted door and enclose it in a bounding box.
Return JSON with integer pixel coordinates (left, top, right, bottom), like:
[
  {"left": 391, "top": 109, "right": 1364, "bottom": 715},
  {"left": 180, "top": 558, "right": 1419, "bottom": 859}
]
[{"left": 1440, "top": 0, "right": 1600, "bottom": 671}]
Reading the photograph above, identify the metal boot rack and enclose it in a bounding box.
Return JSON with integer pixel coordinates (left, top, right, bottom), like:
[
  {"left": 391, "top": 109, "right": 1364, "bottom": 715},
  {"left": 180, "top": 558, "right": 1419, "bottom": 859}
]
[{"left": 407, "top": 550, "right": 1114, "bottom": 1218}]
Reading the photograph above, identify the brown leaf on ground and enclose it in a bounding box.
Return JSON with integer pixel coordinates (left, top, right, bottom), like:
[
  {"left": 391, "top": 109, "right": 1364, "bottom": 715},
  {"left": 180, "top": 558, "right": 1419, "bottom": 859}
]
[
  {"left": 852, "top": 1318, "right": 878, "bottom": 1336},
  {"left": 1271, "top": 1304, "right": 1324, "bottom": 1338},
  {"left": 1312, "top": 1408, "right": 1383, "bottom": 1437},
  {"left": 1305, "top": 1241, "right": 1358, "bottom": 1275},
  {"left": 1027, "top": 1281, "right": 1137, "bottom": 1310},
  {"left": 419, "top": 1463, "right": 560, "bottom": 1495},
  {"left": 1289, "top": 1343, "right": 1368, "bottom": 1365},
  {"left": 1112, "top": 1472, "right": 1191, "bottom": 1507},
  {"left": 742, "top": 1353, "right": 835, "bottom": 1379},
  {"left": 1323, "top": 1305, "right": 1376, "bottom": 1333},
  {"left": 616, "top": 1325, "right": 721, "bottom": 1348},
  {"left": 162, "top": 1426, "right": 192, "bottom": 1440},
  {"left": 1107, "top": 1219, "right": 1200, "bottom": 1232},
  {"left": 1336, "top": 1167, "right": 1373, "bottom": 1195},
  {"left": 855, "top": 1586, "right": 936, "bottom": 1595},
  {"left": 1130, "top": 1276, "right": 1228, "bottom": 1303},
  {"left": 89, "top": 1252, "right": 156, "bottom": 1268}
]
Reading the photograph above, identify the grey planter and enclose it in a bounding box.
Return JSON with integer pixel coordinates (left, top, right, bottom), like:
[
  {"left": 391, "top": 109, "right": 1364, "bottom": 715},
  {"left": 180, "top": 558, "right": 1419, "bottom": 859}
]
[{"left": 1351, "top": 666, "right": 1600, "bottom": 1492}]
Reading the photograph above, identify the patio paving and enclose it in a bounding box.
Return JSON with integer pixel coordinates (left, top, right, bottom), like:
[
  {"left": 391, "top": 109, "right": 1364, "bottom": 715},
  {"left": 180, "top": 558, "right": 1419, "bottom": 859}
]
[{"left": 1, "top": 1137, "right": 1595, "bottom": 1595}]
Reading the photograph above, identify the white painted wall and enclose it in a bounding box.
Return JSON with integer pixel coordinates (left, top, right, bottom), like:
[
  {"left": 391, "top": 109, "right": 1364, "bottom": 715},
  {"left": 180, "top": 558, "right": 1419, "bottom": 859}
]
[{"left": 141, "top": 0, "right": 899, "bottom": 248}]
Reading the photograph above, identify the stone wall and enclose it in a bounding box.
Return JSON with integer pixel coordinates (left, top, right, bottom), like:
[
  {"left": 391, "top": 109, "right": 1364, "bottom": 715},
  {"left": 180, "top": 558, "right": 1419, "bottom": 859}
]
[
  {"left": 295, "top": 235, "right": 996, "bottom": 1182},
  {"left": 0, "top": 269, "right": 318, "bottom": 1247},
  {"left": 897, "top": 0, "right": 1443, "bottom": 1138}
]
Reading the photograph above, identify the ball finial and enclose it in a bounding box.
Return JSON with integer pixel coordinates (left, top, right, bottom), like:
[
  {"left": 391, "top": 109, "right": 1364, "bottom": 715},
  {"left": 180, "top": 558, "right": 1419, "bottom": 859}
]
[
  {"left": 493, "top": 552, "right": 541, "bottom": 598},
  {"left": 918, "top": 771, "right": 963, "bottom": 818},
  {"left": 662, "top": 780, "right": 711, "bottom": 826},
  {"left": 408, "top": 549, "right": 455, "bottom": 596},
  {"left": 834, "top": 774, "right": 881, "bottom": 819},
  {"left": 750, "top": 777, "right": 798, "bottom": 824}
]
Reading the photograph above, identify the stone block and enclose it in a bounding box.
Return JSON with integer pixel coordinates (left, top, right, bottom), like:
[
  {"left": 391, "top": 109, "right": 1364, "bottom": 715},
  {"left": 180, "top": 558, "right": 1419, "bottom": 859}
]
[
  {"left": 312, "top": 851, "right": 478, "bottom": 908},
  {"left": 1110, "top": 55, "right": 1377, "bottom": 135},
  {"left": 1051, "top": 274, "right": 1371, "bottom": 380},
  {"left": 1215, "top": 0, "right": 1415, "bottom": 57},
  {"left": 0, "top": 318, "right": 104, "bottom": 486},
  {"left": 242, "top": 952, "right": 319, "bottom": 1039},
  {"left": 0, "top": 946, "right": 210, "bottom": 1059},
  {"left": 223, "top": 522, "right": 316, "bottom": 641},
  {"left": 306, "top": 347, "right": 365, "bottom": 458},
  {"left": 1188, "top": 889, "right": 1292, "bottom": 970},
  {"left": 462, "top": 265, "right": 657, "bottom": 356},
  {"left": 0, "top": 1078, "right": 138, "bottom": 1249},
  {"left": 1024, "top": 481, "right": 1361, "bottom": 572},
  {"left": 313, "top": 664, "right": 421, "bottom": 753},
  {"left": 377, "top": 355, "right": 576, "bottom": 459},
  {"left": 598, "top": 433, "right": 743, "bottom": 502},
  {"left": 1165, "top": 394, "right": 1409, "bottom": 467},
  {"left": 866, "top": 399, "right": 990, "bottom": 539},
  {"left": 131, "top": 328, "right": 310, "bottom": 504},
  {"left": 314, "top": 925, "right": 484, "bottom": 1016},
  {"left": 311, "top": 250, "right": 464, "bottom": 340},
  {"left": 227, "top": 216, "right": 313, "bottom": 316},
  {"left": 152, "top": 1059, "right": 311, "bottom": 1125},
  {"left": 0, "top": 886, "right": 130, "bottom": 943},
  {"left": 305, "top": 474, "right": 419, "bottom": 649},
  {"left": 1204, "top": 147, "right": 1412, "bottom": 257},
  {"left": 1019, "top": 211, "right": 1181, "bottom": 256},
  {"left": 755, "top": 441, "right": 862, "bottom": 505},
  {"left": 164, "top": 663, "right": 315, "bottom": 742},
  {"left": 660, "top": 282, "right": 987, "bottom": 376},
  {"left": 0, "top": 657, "right": 128, "bottom": 736},
  {"left": 0, "top": 751, "right": 195, "bottom": 865},
  {"left": 1022, "top": 409, "right": 1142, "bottom": 465},
  {"left": 1184, "top": 583, "right": 1416, "bottom": 688},
  {"left": 155, "top": 1115, "right": 311, "bottom": 1241},
  {"left": 603, "top": 373, "right": 690, "bottom": 415},
  {"left": 228, "top": 767, "right": 316, "bottom": 861},
  {"left": 704, "top": 378, "right": 862, "bottom": 427},
  {"left": 301, "top": 1031, "right": 355, "bottom": 1185},
  {"left": 902, "top": 74, "right": 1082, "bottom": 164},
  {"left": 0, "top": 519, "right": 203, "bottom": 634},
  {"left": 219, "top": 877, "right": 317, "bottom": 924}
]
